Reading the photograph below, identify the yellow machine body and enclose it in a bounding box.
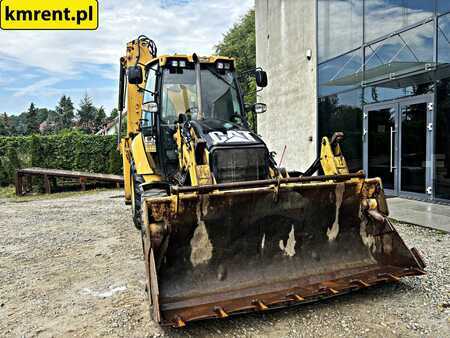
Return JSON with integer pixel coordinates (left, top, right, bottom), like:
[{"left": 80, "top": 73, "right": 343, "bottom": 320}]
[{"left": 117, "top": 36, "right": 426, "bottom": 327}]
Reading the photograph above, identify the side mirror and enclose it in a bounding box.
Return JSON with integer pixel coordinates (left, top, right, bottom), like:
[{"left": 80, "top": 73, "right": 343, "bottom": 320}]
[
  {"left": 253, "top": 103, "right": 267, "bottom": 114},
  {"left": 255, "top": 70, "right": 268, "bottom": 88},
  {"left": 128, "top": 66, "right": 143, "bottom": 84}
]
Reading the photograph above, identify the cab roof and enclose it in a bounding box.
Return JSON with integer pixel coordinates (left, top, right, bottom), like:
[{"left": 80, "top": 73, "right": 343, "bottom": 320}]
[{"left": 148, "top": 54, "right": 235, "bottom": 67}]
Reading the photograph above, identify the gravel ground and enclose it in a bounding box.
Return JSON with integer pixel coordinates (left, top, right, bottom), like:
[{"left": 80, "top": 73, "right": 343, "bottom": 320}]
[{"left": 0, "top": 189, "right": 448, "bottom": 337}]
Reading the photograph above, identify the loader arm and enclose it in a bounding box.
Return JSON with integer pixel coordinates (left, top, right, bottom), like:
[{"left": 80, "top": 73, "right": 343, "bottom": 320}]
[
  {"left": 174, "top": 122, "right": 214, "bottom": 186},
  {"left": 118, "top": 36, "right": 161, "bottom": 205}
]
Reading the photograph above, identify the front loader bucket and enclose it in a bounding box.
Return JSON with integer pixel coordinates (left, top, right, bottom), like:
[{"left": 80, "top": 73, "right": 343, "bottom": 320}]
[{"left": 141, "top": 173, "right": 425, "bottom": 327}]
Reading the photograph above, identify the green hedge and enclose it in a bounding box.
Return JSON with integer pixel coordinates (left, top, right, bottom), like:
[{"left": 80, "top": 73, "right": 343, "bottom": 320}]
[{"left": 0, "top": 132, "right": 122, "bottom": 186}]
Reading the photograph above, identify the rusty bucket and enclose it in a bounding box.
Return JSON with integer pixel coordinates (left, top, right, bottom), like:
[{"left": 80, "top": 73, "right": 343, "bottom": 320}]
[{"left": 141, "top": 174, "right": 425, "bottom": 326}]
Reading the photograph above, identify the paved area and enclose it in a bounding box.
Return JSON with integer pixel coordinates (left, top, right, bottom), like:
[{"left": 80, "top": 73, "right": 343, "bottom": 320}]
[{"left": 388, "top": 198, "right": 450, "bottom": 233}]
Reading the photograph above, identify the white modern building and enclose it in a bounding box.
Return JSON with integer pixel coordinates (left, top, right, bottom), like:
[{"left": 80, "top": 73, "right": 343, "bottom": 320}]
[{"left": 256, "top": 0, "right": 450, "bottom": 203}]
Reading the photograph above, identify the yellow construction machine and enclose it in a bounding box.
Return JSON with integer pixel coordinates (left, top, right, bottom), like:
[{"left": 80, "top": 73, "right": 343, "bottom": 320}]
[{"left": 117, "top": 36, "right": 425, "bottom": 327}]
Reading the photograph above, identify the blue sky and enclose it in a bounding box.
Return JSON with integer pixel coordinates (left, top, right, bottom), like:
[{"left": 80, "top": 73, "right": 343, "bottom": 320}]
[{"left": 0, "top": 0, "right": 253, "bottom": 115}]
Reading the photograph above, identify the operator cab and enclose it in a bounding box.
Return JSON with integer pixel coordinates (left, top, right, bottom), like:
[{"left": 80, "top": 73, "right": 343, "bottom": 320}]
[
  {"left": 145, "top": 57, "right": 247, "bottom": 178},
  {"left": 159, "top": 60, "right": 244, "bottom": 125},
  {"left": 134, "top": 55, "right": 267, "bottom": 181}
]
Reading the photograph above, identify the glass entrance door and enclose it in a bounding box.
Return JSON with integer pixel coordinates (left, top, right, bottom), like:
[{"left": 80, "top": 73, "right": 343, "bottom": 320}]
[
  {"left": 399, "top": 101, "right": 428, "bottom": 194},
  {"left": 364, "top": 95, "right": 433, "bottom": 199},
  {"left": 366, "top": 104, "right": 397, "bottom": 194}
]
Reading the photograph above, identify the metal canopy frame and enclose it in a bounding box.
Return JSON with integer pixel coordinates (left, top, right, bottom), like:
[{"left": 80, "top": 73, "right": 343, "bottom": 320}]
[{"left": 317, "top": 1, "right": 450, "bottom": 95}]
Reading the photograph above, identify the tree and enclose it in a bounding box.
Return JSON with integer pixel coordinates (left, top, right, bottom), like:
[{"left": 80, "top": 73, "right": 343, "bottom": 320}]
[
  {"left": 25, "top": 103, "right": 39, "bottom": 134},
  {"left": 215, "top": 9, "right": 257, "bottom": 130},
  {"left": 36, "top": 108, "right": 49, "bottom": 125},
  {"left": 216, "top": 9, "right": 255, "bottom": 76},
  {"left": 94, "top": 106, "right": 107, "bottom": 131},
  {"left": 76, "top": 93, "right": 97, "bottom": 133},
  {"left": 0, "top": 118, "right": 7, "bottom": 136},
  {"left": 55, "top": 95, "right": 75, "bottom": 130},
  {"left": 8, "top": 114, "right": 22, "bottom": 135},
  {"left": 0, "top": 113, "right": 10, "bottom": 136},
  {"left": 109, "top": 108, "right": 119, "bottom": 121},
  {"left": 39, "top": 110, "right": 59, "bottom": 134}
]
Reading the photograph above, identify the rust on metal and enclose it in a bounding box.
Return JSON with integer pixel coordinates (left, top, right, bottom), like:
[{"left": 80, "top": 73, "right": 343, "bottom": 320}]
[
  {"left": 174, "top": 316, "right": 186, "bottom": 328},
  {"left": 378, "top": 273, "right": 401, "bottom": 282},
  {"left": 252, "top": 300, "right": 269, "bottom": 311},
  {"left": 214, "top": 306, "right": 229, "bottom": 318},
  {"left": 288, "top": 293, "right": 305, "bottom": 301},
  {"left": 350, "top": 279, "right": 371, "bottom": 288},
  {"left": 141, "top": 175, "right": 426, "bottom": 327},
  {"left": 171, "top": 172, "right": 366, "bottom": 194},
  {"left": 319, "top": 286, "right": 339, "bottom": 295}
]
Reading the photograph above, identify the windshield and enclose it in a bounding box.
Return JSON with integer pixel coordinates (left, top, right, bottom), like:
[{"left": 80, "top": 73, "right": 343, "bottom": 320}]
[{"left": 160, "top": 66, "right": 242, "bottom": 124}]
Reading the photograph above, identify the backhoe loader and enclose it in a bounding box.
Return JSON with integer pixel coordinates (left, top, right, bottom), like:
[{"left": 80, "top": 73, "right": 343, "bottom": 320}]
[{"left": 117, "top": 35, "right": 426, "bottom": 327}]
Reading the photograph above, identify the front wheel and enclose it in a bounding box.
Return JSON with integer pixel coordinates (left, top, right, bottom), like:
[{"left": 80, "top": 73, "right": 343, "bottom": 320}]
[{"left": 131, "top": 164, "right": 144, "bottom": 230}]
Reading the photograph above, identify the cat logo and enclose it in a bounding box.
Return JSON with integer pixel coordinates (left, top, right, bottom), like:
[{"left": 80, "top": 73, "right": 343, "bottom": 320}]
[{"left": 208, "top": 130, "right": 256, "bottom": 144}]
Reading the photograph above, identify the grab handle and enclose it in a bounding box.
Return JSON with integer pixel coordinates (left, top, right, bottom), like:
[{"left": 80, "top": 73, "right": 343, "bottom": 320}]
[{"left": 390, "top": 126, "right": 397, "bottom": 173}]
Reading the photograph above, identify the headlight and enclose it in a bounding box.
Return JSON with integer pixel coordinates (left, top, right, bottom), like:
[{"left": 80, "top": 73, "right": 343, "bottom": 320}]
[
  {"left": 142, "top": 102, "right": 158, "bottom": 113},
  {"left": 253, "top": 103, "right": 267, "bottom": 114},
  {"left": 216, "top": 62, "right": 231, "bottom": 70}
]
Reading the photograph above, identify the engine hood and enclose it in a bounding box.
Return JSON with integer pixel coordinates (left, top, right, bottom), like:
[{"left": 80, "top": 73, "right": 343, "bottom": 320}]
[{"left": 189, "top": 119, "right": 265, "bottom": 149}]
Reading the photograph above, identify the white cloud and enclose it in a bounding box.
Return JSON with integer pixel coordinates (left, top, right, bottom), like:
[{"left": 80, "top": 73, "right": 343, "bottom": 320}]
[
  {"left": 0, "top": 0, "right": 253, "bottom": 114},
  {"left": 11, "top": 77, "right": 63, "bottom": 97},
  {"left": 0, "top": 0, "right": 253, "bottom": 74}
]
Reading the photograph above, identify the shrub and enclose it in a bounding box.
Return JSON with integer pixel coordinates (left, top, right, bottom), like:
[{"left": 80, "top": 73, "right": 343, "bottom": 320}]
[{"left": 0, "top": 132, "right": 122, "bottom": 186}]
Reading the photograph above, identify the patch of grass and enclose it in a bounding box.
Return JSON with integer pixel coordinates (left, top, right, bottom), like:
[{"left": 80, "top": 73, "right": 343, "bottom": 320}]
[{"left": 0, "top": 186, "right": 15, "bottom": 198}]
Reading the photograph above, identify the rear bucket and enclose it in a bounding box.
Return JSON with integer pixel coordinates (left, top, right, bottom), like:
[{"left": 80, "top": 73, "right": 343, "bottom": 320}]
[{"left": 141, "top": 175, "right": 425, "bottom": 327}]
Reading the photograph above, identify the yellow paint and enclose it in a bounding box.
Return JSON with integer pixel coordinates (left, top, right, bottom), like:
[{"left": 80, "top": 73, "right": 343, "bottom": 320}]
[
  {"left": 124, "top": 39, "right": 155, "bottom": 137},
  {"left": 121, "top": 139, "right": 132, "bottom": 202},
  {"left": 174, "top": 124, "right": 213, "bottom": 186},
  {"left": 320, "top": 137, "right": 349, "bottom": 175},
  {"left": 158, "top": 54, "right": 234, "bottom": 67},
  {"left": 0, "top": 0, "right": 98, "bottom": 30},
  {"left": 131, "top": 134, "right": 155, "bottom": 176}
]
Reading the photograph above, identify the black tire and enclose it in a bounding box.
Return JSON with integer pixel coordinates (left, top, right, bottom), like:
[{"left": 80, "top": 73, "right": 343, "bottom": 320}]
[{"left": 131, "top": 163, "right": 144, "bottom": 230}]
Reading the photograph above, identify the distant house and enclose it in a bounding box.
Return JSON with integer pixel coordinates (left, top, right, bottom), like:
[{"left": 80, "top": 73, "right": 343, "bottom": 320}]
[
  {"left": 96, "top": 110, "right": 126, "bottom": 136},
  {"left": 39, "top": 120, "right": 56, "bottom": 134}
]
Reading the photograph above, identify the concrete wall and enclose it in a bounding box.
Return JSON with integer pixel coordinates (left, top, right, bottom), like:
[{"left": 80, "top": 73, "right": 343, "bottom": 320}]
[{"left": 255, "top": 0, "right": 317, "bottom": 171}]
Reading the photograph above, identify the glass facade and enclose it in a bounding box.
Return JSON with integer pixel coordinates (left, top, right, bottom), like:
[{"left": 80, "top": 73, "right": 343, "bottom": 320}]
[
  {"left": 364, "top": 21, "right": 434, "bottom": 84},
  {"left": 318, "top": 49, "right": 362, "bottom": 97},
  {"left": 318, "top": 0, "right": 363, "bottom": 62},
  {"left": 318, "top": 0, "right": 450, "bottom": 202},
  {"left": 364, "top": 83, "right": 434, "bottom": 104},
  {"left": 438, "top": 0, "right": 450, "bottom": 15},
  {"left": 318, "top": 89, "right": 363, "bottom": 171},
  {"left": 364, "top": 0, "right": 434, "bottom": 42},
  {"left": 435, "top": 79, "right": 450, "bottom": 200},
  {"left": 438, "top": 13, "right": 450, "bottom": 64}
]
